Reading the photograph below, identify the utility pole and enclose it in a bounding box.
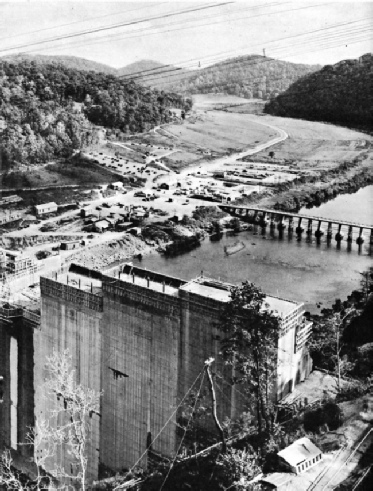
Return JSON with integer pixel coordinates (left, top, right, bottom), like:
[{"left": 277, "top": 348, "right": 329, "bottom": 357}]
[
  {"left": 204, "top": 358, "right": 226, "bottom": 452},
  {"left": 263, "top": 48, "right": 266, "bottom": 57},
  {"left": 335, "top": 308, "right": 354, "bottom": 391}
]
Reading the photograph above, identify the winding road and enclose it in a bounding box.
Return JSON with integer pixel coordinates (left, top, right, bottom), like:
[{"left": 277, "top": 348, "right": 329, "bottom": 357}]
[{"left": 179, "top": 116, "right": 288, "bottom": 177}]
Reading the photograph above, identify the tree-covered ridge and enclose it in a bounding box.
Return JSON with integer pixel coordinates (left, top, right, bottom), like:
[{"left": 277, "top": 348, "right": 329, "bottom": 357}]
[
  {"left": 0, "top": 60, "right": 191, "bottom": 168},
  {"left": 265, "top": 53, "right": 373, "bottom": 128},
  {"left": 165, "top": 55, "right": 321, "bottom": 100},
  {"left": 2, "top": 54, "right": 118, "bottom": 75}
]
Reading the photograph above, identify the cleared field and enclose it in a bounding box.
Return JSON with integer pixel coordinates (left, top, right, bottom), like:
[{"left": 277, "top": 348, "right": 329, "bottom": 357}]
[
  {"left": 162, "top": 111, "right": 275, "bottom": 154},
  {"left": 2, "top": 160, "right": 119, "bottom": 190},
  {"left": 241, "top": 114, "right": 372, "bottom": 170},
  {"left": 223, "top": 101, "right": 266, "bottom": 114},
  {"left": 162, "top": 150, "right": 205, "bottom": 171},
  {"left": 192, "top": 93, "right": 252, "bottom": 110}
]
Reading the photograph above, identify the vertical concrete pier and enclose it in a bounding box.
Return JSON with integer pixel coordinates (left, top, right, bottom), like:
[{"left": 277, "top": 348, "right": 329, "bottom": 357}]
[
  {"left": 327, "top": 222, "right": 333, "bottom": 240},
  {"left": 288, "top": 217, "right": 294, "bottom": 232},
  {"left": 277, "top": 215, "right": 286, "bottom": 230},
  {"left": 260, "top": 212, "right": 268, "bottom": 227},
  {"left": 306, "top": 219, "right": 313, "bottom": 236},
  {"left": 335, "top": 224, "right": 344, "bottom": 241},
  {"left": 296, "top": 217, "right": 304, "bottom": 234},
  {"left": 270, "top": 214, "right": 276, "bottom": 229},
  {"left": 315, "top": 220, "right": 324, "bottom": 238},
  {"left": 356, "top": 228, "right": 364, "bottom": 245},
  {"left": 347, "top": 226, "right": 353, "bottom": 243}
]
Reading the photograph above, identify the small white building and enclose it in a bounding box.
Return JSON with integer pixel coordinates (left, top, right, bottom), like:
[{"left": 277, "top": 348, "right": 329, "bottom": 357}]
[
  {"left": 34, "top": 202, "right": 58, "bottom": 216},
  {"left": 110, "top": 182, "right": 124, "bottom": 190},
  {"left": 278, "top": 437, "right": 322, "bottom": 474},
  {"left": 94, "top": 219, "right": 110, "bottom": 233},
  {"left": 80, "top": 207, "right": 94, "bottom": 218}
]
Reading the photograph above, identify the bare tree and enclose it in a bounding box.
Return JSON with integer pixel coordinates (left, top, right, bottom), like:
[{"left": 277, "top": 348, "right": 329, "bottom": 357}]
[
  {"left": 24, "top": 419, "right": 59, "bottom": 490},
  {"left": 41, "top": 349, "right": 101, "bottom": 491},
  {"left": 0, "top": 350, "right": 100, "bottom": 490},
  {"left": 309, "top": 308, "right": 356, "bottom": 391},
  {"left": 0, "top": 450, "right": 25, "bottom": 490}
]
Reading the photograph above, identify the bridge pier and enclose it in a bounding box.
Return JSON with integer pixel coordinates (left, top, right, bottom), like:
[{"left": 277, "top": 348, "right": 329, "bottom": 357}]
[
  {"left": 335, "top": 224, "right": 344, "bottom": 242},
  {"left": 315, "top": 220, "right": 324, "bottom": 238},
  {"left": 356, "top": 228, "right": 364, "bottom": 245},
  {"left": 327, "top": 222, "right": 333, "bottom": 240},
  {"left": 296, "top": 217, "right": 304, "bottom": 234},
  {"left": 270, "top": 213, "right": 276, "bottom": 229},
  {"left": 217, "top": 207, "right": 371, "bottom": 251},
  {"left": 347, "top": 226, "right": 353, "bottom": 243},
  {"left": 288, "top": 217, "right": 294, "bottom": 233},
  {"left": 260, "top": 212, "right": 269, "bottom": 227},
  {"left": 277, "top": 215, "right": 286, "bottom": 231}
]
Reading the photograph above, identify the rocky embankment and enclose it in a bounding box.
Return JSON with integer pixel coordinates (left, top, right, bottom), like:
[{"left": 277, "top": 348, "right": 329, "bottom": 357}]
[
  {"left": 67, "top": 234, "right": 151, "bottom": 270},
  {"left": 67, "top": 208, "right": 229, "bottom": 270}
]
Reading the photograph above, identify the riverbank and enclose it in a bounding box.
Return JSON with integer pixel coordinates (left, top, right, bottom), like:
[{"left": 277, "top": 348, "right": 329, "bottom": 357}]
[
  {"left": 235, "top": 160, "right": 372, "bottom": 212},
  {"left": 66, "top": 207, "right": 229, "bottom": 270}
]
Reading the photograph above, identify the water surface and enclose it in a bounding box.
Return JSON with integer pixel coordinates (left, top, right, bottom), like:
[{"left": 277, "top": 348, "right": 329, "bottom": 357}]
[{"left": 135, "top": 186, "right": 373, "bottom": 313}]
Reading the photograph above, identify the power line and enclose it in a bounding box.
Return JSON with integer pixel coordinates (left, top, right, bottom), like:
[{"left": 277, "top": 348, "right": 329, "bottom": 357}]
[
  {"left": 16, "top": 2, "right": 329, "bottom": 61},
  {"left": 120, "top": 368, "right": 205, "bottom": 484},
  {"left": 138, "top": 28, "right": 371, "bottom": 83},
  {"left": 159, "top": 371, "right": 206, "bottom": 491},
  {"left": 122, "top": 30, "right": 371, "bottom": 88},
  {"left": 5, "top": 2, "right": 285, "bottom": 57},
  {"left": 0, "top": 3, "right": 165, "bottom": 42},
  {"left": 118, "top": 18, "right": 370, "bottom": 82},
  {"left": 0, "top": 2, "right": 233, "bottom": 56}
]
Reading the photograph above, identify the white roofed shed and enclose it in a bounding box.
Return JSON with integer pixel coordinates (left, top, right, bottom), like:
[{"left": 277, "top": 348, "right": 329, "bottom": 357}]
[{"left": 277, "top": 437, "right": 322, "bottom": 474}]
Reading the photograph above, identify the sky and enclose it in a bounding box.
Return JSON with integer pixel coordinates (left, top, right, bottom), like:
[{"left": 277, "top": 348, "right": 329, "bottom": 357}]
[{"left": 0, "top": 1, "right": 371, "bottom": 69}]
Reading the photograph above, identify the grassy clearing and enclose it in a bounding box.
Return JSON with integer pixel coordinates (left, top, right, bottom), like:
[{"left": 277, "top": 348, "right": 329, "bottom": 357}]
[
  {"left": 223, "top": 101, "right": 266, "bottom": 114},
  {"left": 241, "top": 114, "right": 372, "bottom": 172},
  {"left": 2, "top": 159, "right": 118, "bottom": 190},
  {"left": 161, "top": 111, "right": 274, "bottom": 154},
  {"left": 191, "top": 93, "right": 252, "bottom": 110},
  {"left": 163, "top": 150, "right": 204, "bottom": 171},
  {"left": 10, "top": 187, "right": 93, "bottom": 207}
]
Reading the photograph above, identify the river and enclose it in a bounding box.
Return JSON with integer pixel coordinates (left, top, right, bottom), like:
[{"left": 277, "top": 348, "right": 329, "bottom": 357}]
[{"left": 134, "top": 185, "right": 373, "bottom": 313}]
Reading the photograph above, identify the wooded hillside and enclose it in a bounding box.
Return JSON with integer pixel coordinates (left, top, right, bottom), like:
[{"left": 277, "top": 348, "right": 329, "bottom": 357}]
[
  {"left": 265, "top": 54, "right": 373, "bottom": 128},
  {"left": 163, "top": 55, "right": 320, "bottom": 100},
  {"left": 0, "top": 60, "right": 191, "bottom": 169}
]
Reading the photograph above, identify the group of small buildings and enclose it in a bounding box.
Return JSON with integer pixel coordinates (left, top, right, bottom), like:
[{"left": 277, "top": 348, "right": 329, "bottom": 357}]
[
  {"left": 0, "top": 262, "right": 313, "bottom": 485},
  {"left": 0, "top": 195, "right": 23, "bottom": 207},
  {"left": 81, "top": 204, "right": 148, "bottom": 233},
  {"left": 0, "top": 249, "right": 38, "bottom": 282}
]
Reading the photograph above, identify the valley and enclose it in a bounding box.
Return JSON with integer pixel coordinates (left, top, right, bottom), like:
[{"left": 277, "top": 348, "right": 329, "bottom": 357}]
[{"left": 0, "top": 11, "right": 372, "bottom": 488}]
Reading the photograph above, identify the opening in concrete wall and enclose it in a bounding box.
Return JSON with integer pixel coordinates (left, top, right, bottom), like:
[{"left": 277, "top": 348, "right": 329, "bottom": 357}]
[{"left": 10, "top": 336, "right": 18, "bottom": 450}]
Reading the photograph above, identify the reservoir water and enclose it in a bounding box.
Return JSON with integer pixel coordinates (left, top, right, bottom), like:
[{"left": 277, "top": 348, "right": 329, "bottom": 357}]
[{"left": 135, "top": 185, "right": 373, "bottom": 313}]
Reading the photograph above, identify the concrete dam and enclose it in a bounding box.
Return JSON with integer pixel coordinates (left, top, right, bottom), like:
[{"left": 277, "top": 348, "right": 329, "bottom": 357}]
[{"left": 0, "top": 263, "right": 312, "bottom": 483}]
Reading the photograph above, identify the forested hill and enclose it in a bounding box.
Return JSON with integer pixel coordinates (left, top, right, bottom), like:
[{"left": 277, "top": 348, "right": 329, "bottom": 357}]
[
  {"left": 163, "top": 55, "right": 321, "bottom": 100},
  {"left": 0, "top": 60, "right": 191, "bottom": 169},
  {"left": 118, "top": 59, "right": 170, "bottom": 77},
  {"left": 2, "top": 54, "right": 117, "bottom": 75},
  {"left": 117, "top": 59, "right": 191, "bottom": 87},
  {"left": 265, "top": 54, "right": 373, "bottom": 128}
]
